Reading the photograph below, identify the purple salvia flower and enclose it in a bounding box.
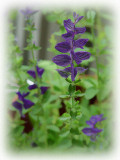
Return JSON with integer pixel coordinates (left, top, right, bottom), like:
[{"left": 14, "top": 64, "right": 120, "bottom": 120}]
[
  {"left": 12, "top": 91, "right": 34, "bottom": 116},
  {"left": 20, "top": 8, "right": 38, "bottom": 19},
  {"left": 73, "top": 39, "right": 89, "bottom": 49},
  {"left": 27, "top": 68, "right": 48, "bottom": 94},
  {"left": 28, "top": 84, "right": 38, "bottom": 90},
  {"left": 27, "top": 70, "right": 36, "bottom": 78},
  {"left": 82, "top": 128, "right": 103, "bottom": 141},
  {"left": 52, "top": 13, "right": 91, "bottom": 81},
  {"left": 52, "top": 54, "right": 71, "bottom": 67},
  {"left": 36, "top": 66, "right": 44, "bottom": 78},
  {"left": 16, "top": 91, "right": 29, "bottom": 101},
  {"left": 73, "top": 51, "right": 91, "bottom": 65},
  {"left": 23, "top": 99, "right": 34, "bottom": 109},
  {"left": 82, "top": 128, "right": 103, "bottom": 136},
  {"left": 64, "top": 19, "right": 74, "bottom": 32},
  {"left": 73, "top": 12, "right": 84, "bottom": 24},
  {"left": 82, "top": 114, "right": 106, "bottom": 141},
  {"left": 27, "top": 66, "right": 44, "bottom": 79},
  {"left": 12, "top": 101, "right": 23, "bottom": 116},
  {"left": 75, "top": 27, "right": 86, "bottom": 34},
  {"left": 55, "top": 41, "right": 71, "bottom": 53},
  {"left": 40, "top": 86, "right": 49, "bottom": 95},
  {"left": 86, "top": 114, "right": 106, "bottom": 128}
]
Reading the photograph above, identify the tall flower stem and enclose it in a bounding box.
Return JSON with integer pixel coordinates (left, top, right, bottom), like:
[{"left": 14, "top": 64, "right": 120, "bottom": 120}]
[
  {"left": 31, "top": 48, "right": 41, "bottom": 96},
  {"left": 26, "top": 19, "right": 48, "bottom": 147}
]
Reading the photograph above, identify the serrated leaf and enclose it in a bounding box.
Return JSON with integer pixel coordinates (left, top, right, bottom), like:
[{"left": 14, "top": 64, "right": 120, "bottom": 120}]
[{"left": 59, "top": 113, "right": 71, "bottom": 121}]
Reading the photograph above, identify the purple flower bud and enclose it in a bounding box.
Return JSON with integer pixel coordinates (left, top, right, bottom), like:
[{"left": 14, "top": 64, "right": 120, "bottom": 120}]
[
  {"left": 27, "top": 70, "right": 36, "bottom": 79},
  {"left": 16, "top": 92, "right": 29, "bottom": 101},
  {"left": 36, "top": 66, "right": 44, "bottom": 78},
  {"left": 82, "top": 128, "right": 103, "bottom": 136},
  {"left": 20, "top": 8, "right": 38, "bottom": 19},
  {"left": 23, "top": 99, "right": 34, "bottom": 109},
  {"left": 62, "top": 31, "right": 74, "bottom": 41},
  {"left": 40, "top": 86, "right": 48, "bottom": 94},
  {"left": 86, "top": 114, "right": 106, "bottom": 128},
  {"left": 75, "top": 27, "right": 86, "bottom": 34},
  {"left": 73, "top": 51, "right": 91, "bottom": 65},
  {"left": 75, "top": 16, "right": 84, "bottom": 23},
  {"left": 64, "top": 19, "right": 74, "bottom": 32},
  {"left": 52, "top": 54, "right": 71, "bottom": 67},
  {"left": 28, "top": 84, "right": 37, "bottom": 90},
  {"left": 55, "top": 41, "right": 71, "bottom": 53},
  {"left": 12, "top": 101, "right": 22, "bottom": 112},
  {"left": 73, "top": 39, "right": 89, "bottom": 49}
]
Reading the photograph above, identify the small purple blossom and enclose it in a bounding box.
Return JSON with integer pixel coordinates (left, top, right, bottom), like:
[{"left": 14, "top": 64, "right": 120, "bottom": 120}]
[
  {"left": 52, "top": 13, "right": 91, "bottom": 81},
  {"left": 27, "top": 66, "right": 44, "bottom": 79},
  {"left": 12, "top": 91, "right": 34, "bottom": 117},
  {"left": 86, "top": 114, "right": 106, "bottom": 128},
  {"left": 82, "top": 114, "right": 106, "bottom": 141},
  {"left": 20, "top": 8, "right": 38, "bottom": 19},
  {"left": 27, "top": 66, "right": 48, "bottom": 94}
]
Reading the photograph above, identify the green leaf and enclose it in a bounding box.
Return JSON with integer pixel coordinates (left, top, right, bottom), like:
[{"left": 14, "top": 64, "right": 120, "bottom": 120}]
[
  {"left": 59, "top": 113, "right": 71, "bottom": 121},
  {"left": 74, "top": 91, "right": 85, "bottom": 97},
  {"left": 65, "top": 78, "right": 72, "bottom": 83},
  {"left": 47, "top": 125, "right": 60, "bottom": 133},
  {"left": 59, "top": 131, "right": 70, "bottom": 138},
  {"left": 85, "top": 87, "right": 98, "bottom": 100},
  {"left": 59, "top": 95, "right": 70, "bottom": 99}
]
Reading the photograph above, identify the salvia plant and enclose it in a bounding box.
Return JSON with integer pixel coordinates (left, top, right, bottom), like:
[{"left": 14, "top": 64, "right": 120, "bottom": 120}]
[{"left": 8, "top": 8, "right": 112, "bottom": 152}]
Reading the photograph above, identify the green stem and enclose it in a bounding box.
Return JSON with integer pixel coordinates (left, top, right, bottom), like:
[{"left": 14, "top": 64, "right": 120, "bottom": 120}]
[{"left": 31, "top": 48, "right": 41, "bottom": 96}]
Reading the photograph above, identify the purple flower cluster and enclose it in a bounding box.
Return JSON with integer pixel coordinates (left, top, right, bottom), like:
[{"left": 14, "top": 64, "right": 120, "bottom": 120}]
[
  {"left": 82, "top": 114, "right": 106, "bottom": 141},
  {"left": 52, "top": 12, "right": 91, "bottom": 81},
  {"left": 27, "top": 65, "right": 48, "bottom": 94},
  {"left": 12, "top": 92, "right": 34, "bottom": 117},
  {"left": 20, "top": 8, "right": 38, "bottom": 20}
]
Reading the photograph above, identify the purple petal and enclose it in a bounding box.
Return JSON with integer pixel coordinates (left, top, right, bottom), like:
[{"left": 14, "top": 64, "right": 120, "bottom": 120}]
[
  {"left": 23, "top": 99, "right": 34, "bottom": 109},
  {"left": 82, "top": 128, "right": 103, "bottom": 136},
  {"left": 74, "top": 51, "right": 91, "bottom": 64},
  {"left": 64, "top": 19, "right": 74, "bottom": 32},
  {"left": 55, "top": 41, "right": 71, "bottom": 53},
  {"left": 86, "top": 121, "right": 95, "bottom": 128},
  {"left": 62, "top": 31, "right": 74, "bottom": 41},
  {"left": 36, "top": 66, "right": 44, "bottom": 78},
  {"left": 40, "top": 86, "right": 48, "bottom": 94},
  {"left": 86, "top": 114, "right": 106, "bottom": 127},
  {"left": 16, "top": 92, "right": 29, "bottom": 101},
  {"left": 20, "top": 8, "right": 38, "bottom": 18},
  {"left": 73, "top": 39, "right": 88, "bottom": 49},
  {"left": 75, "top": 67, "right": 87, "bottom": 74},
  {"left": 65, "top": 67, "right": 77, "bottom": 80},
  {"left": 91, "top": 114, "right": 106, "bottom": 123},
  {"left": 75, "top": 16, "right": 84, "bottom": 23},
  {"left": 27, "top": 70, "right": 36, "bottom": 79},
  {"left": 75, "top": 27, "right": 86, "bottom": 34},
  {"left": 73, "top": 12, "right": 77, "bottom": 18},
  {"left": 28, "top": 84, "right": 37, "bottom": 90},
  {"left": 12, "top": 101, "right": 22, "bottom": 111},
  {"left": 56, "top": 69, "right": 71, "bottom": 78},
  {"left": 52, "top": 54, "right": 71, "bottom": 67}
]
